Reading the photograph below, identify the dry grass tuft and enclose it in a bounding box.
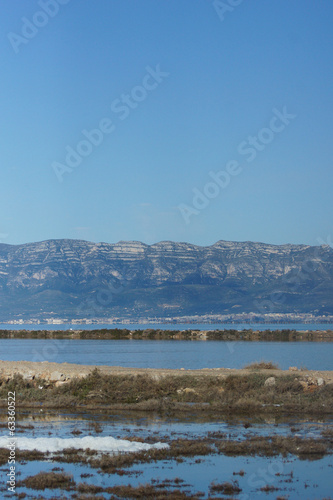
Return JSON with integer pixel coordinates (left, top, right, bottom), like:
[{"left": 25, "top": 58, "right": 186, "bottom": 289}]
[
  {"left": 209, "top": 480, "right": 242, "bottom": 494},
  {"left": 17, "top": 471, "right": 74, "bottom": 491},
  {"left": 104, "top": 483, "right": 203, "bottom": 499},
  {"left": 244, "top": 360, "right": 279, "bottom": 370},
  {"left": 217, "top": 435, "right": 330, "bottom": 459}
]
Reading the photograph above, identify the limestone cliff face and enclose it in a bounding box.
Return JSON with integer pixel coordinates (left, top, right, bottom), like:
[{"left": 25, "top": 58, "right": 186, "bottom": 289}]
[{"left": 0, "top": 239, "right": 332, "bottom": 319}]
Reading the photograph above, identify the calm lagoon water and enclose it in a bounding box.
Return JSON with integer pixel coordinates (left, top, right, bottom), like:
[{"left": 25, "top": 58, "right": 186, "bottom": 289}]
[
  {"left": 1, "top": 323, "right": 331, "bottom": 497},
  {"left": 0, "top": 338, "right": 332, "bottom": 370},
  {"left": 0, "top": 409, "right": 332, "bottom": 499},
  {"left": 6, "top": 453, "right": 332, "bottom": 499}
]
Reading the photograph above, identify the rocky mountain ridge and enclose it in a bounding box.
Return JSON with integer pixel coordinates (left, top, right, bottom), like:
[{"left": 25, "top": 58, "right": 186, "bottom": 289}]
[{"left": 0, "top": 239, "right": 332, "bottom": 320}]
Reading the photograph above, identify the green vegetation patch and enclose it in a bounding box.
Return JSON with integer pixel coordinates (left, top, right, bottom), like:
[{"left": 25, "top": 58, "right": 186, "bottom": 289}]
[{"left": 1, "top": 369, "right": 332, "bottom": 415}]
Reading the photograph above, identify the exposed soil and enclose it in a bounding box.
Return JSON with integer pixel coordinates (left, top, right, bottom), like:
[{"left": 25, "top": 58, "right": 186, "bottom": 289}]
[{"left": 1, "top": 359, "right": 333, "bottom": 384}]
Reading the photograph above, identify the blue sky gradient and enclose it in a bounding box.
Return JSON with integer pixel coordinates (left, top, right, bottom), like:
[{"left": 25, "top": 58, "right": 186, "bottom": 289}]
[{"left": 1, "top": 0, "right": 332, "bottom": 247}]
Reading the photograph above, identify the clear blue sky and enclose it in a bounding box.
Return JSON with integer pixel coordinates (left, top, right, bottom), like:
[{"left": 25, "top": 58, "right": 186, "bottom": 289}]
[{"left": 1, "top": 0, "right": 332, "bottom": 247}]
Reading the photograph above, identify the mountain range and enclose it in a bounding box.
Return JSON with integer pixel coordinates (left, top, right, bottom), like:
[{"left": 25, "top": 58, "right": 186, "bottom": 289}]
[{"left": 0, "top": 239, "right": 332, "bottom": 321}]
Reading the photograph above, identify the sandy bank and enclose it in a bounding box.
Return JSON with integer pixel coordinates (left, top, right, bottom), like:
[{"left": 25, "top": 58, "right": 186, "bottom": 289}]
[{"left": 1, "top": 360, "right": 333, "bottom": 384}]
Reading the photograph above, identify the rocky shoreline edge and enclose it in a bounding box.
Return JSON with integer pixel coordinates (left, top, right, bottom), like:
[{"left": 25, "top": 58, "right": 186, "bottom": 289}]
[{"left": 1, "top": 359, "right": 333, "bottom": 386}]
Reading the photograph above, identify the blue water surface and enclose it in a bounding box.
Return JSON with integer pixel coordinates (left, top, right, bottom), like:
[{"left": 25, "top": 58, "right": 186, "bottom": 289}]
[{"left": 0, "top": 338, "right": 332, "bottom": 370}]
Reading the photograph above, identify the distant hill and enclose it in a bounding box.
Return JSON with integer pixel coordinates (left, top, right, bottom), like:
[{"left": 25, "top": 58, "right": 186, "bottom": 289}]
[{"left": 0, "top": 239, "right": 332, "bottom": 321}]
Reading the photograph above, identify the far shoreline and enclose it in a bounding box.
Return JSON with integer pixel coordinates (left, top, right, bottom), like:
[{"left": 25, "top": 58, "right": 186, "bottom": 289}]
[{"left": 0, "top": 327, "right": 333, "bottom": 341}]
